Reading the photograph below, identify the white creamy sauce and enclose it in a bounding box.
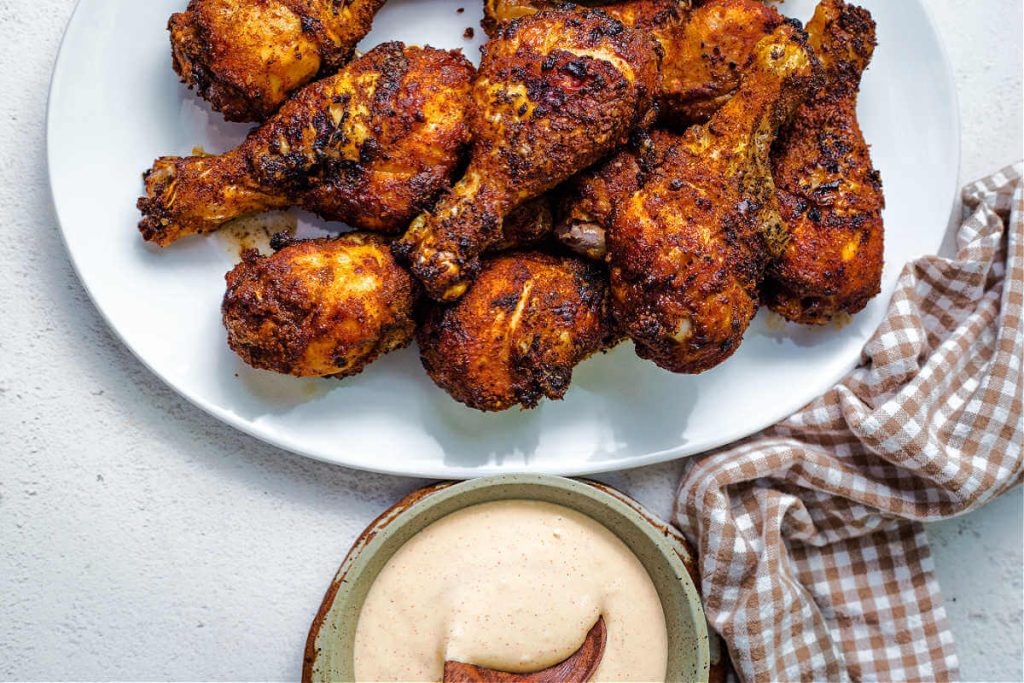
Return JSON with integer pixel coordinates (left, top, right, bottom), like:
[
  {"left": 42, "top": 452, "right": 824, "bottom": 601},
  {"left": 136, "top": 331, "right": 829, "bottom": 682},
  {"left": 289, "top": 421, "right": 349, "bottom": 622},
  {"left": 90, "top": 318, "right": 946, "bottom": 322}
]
[{"left": 353, "top": 499, "right": 668, "bottom": 682}]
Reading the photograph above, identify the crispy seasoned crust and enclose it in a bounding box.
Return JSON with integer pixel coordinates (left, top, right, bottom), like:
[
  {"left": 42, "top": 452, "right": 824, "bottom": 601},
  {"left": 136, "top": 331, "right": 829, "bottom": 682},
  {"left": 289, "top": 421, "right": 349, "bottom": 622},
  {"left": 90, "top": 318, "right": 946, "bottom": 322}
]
[
  {"left": 555, "top": 146, "right": 640, "bottom": 262},
  {"left": 169, "top": 0, "right": 388, "bottom": 122},
  {"left": 554, "top": 128, "right": 680, "bottom": 260},
  {"left": 609, "top": 21, "right": 822, "bottom": 374},
  {"left": 295, "top": 45, "right": 475, "bottom": 232},
  {"left": 767, "top": 0, "right": 884, "bottom": 324},
  {"left": 417, "top": 251, "right": 617, "bottom": 411},
  {"left": 659, "top": 0, "right": 783, "bottom": 126},
  {"left": 482, "top": 0, "right": 689, "bottom": 38},
  {"left": 139, "top": 44, "right": 474, "bottom": 246},
  {"left": 222, "top": 233, "right": 416, "bottom": 378},
  {"left": 481, "top": 0, "right": 780, "bottom": 127},
  {"left": 137, "top": 151, "right": 290, "bottom": 246},
  {"left": 394, "top": 8, "right": 661, "bottom": 302},
  {"left": 492, "top": 196, "right": 556, "bottom": 252}
]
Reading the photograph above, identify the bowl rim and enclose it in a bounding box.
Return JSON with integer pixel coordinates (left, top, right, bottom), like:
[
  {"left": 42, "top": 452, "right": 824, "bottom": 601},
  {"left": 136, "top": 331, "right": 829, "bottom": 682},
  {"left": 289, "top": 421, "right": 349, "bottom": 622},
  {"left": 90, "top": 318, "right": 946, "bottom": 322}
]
[{"left": 303, "top": 473, "right": 712, "bottom": 682}]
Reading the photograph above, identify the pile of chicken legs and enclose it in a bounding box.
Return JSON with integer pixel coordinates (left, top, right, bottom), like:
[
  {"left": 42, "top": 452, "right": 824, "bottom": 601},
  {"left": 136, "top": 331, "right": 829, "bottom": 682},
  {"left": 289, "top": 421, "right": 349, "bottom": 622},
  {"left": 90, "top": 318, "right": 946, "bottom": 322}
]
[{"left": 139, "top": 0, "right": 884, "bottom": 412}]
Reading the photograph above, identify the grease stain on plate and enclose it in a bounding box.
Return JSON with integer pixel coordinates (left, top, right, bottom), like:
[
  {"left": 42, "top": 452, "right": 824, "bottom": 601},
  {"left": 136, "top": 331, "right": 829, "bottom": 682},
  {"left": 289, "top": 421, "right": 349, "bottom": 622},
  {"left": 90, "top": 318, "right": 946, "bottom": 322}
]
[{"left": 219, "top": 211, "right": 298, "bottom": 256}]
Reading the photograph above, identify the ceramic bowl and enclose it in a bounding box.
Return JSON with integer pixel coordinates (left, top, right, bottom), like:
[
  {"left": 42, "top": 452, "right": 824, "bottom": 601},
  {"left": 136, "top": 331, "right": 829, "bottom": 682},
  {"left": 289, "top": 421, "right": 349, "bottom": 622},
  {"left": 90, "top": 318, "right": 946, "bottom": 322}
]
[{"left": 303, "top": 474, "right": 719, "bottom": 682}]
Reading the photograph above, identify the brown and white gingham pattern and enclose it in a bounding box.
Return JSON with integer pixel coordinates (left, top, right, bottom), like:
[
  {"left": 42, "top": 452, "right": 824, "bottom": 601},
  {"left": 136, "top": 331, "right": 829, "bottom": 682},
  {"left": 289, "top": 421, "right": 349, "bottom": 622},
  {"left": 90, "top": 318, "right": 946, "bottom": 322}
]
[{"left": 675, "top": 163, "right": 1023, "bottom": 683}]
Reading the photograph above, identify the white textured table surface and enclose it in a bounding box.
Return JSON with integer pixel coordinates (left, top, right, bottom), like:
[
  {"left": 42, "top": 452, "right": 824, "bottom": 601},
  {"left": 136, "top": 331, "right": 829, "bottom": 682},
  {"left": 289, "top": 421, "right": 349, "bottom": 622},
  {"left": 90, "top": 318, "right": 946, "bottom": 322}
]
[{"left": 1, "top": 1, "right": 1021, "bottom": 680}]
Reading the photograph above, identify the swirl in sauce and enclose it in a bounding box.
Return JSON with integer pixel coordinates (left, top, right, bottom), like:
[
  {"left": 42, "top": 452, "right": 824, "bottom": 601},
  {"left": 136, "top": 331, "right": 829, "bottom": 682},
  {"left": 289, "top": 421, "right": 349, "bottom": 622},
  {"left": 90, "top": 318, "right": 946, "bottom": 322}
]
[{"left": 353, "top": 500, "right": 668, "bottom": 681}]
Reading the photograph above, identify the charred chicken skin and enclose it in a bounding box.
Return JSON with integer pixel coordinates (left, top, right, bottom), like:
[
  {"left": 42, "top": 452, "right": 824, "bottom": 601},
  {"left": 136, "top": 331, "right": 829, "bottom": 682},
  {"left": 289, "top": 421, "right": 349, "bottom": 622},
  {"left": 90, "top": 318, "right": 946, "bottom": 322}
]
[
  {"left": 767, "top": 0, "right": 884, "bottom": 324},
  {"left": 609, "top": 22, "right": 822, "bottom": 374},
  {"left": 493, "top": 197, "right": 556, "bottom": 252},
  {"left": 393, "top": 9, "right": 661, "bottom": 302},
  {"left": 417, "top": 252, "right": 616, "bottom": 411},
  {"left": 556, "top": 2, "right": 882, "bottom": 324},
  {"left": 555, "top": 129, "right": 679, "bottom": 261},
  {"left": 169, "top": 0, "right": 387, "bottom": 122},
  {"left": 138, "top": 44, "right": 473, "bottom": 247},
  {"left": 222, "top": 233, "right": 416, "bottom": 378},
  {"left": 555, "top": 144, "right": 641, "bottom": 262},
  {"left": 482, "top": 0, "right": 689, "bottom": 38},
  {"left": 660, "top": 0, "right": 783, "bottom": 125},
  {"left": 483, "top": 0, "right": 781, "bottom": 128}
]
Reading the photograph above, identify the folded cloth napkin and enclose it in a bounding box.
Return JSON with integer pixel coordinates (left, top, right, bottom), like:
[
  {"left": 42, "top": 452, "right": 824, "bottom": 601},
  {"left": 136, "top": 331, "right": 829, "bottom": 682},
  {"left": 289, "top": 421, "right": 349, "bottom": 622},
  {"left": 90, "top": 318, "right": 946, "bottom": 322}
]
[{"left": 675, "top": 164, "right": 1023, "bottom": 683}]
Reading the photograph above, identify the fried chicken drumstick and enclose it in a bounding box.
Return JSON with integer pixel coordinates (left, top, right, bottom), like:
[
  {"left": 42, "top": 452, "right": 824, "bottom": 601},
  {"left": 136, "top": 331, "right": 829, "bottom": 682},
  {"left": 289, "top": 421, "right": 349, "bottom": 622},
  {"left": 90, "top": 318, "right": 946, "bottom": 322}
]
[
  {"left": 138, "top": 44, "right": 473, "bottom": 247},
  {"left": 482, "top": 0, "right": 688, "bottom": 40},
  {"left": 484, "top": 0, "right": 782, "bottom": 128},
  {"left": 222, "top": 233, "right": 416, "bottom": 378},
  {"left": 560, "top": 0, "right": 885, "bottom": 326},
  {"left": 418, "top": 252, "right": 617, "bottom": 411},
  {"left": 555, "top": 129, "right": 673, "bottom": 261},
  {"left": 393, "top": 9, "right": 660, "bottom": 302},
  {"left": 609, "top": 21, "right": 821, "bottom": 374},
  {"left": 767, "top": 0, "right": 884, "bottom": 324},
  {"left": 170, "top": 0, "right": 387, "bottom": 122},
  {"left": 661, "top": 0, "right": 783, "bottom": 125}
]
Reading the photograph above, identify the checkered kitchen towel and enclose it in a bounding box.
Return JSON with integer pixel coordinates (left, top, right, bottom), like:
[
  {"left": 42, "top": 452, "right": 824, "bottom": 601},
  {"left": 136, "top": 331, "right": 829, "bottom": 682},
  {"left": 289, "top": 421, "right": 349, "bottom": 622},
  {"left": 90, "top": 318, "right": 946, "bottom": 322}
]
[{"left": 675, "top": 163, "right": 1023, "bottom": 683}]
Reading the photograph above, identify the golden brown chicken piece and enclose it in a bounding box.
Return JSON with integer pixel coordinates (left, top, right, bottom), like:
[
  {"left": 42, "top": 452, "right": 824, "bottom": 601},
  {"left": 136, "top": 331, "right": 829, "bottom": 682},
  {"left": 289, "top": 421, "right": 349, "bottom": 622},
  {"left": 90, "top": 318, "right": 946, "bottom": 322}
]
[
  {"left": 483, "top": 0, "right": 781, "bottom": 128},
  {"left": 482, "top": 0, "right": 689, "bottom": 38},
  {"left": 554, "top": 129, "right": 681, "bottom": 260},
  {"left": 766, "top": 0, "right": 884, "bottom": 324},
  {"left": 222, "top": 233, "right": 416, "bottom": 378},
  {"left": 393, "top": 9, "right": 661, "bottom": 302},
  {"left": 609, "top": 22, "right": 821, "bottom": 374},
  {"left": 660, "top": 0, "right": 783, "bottom": 125},
  {"left": 138, "top": 44, "right": 473, "bottom": 247},
  {"left": 169, "top": 0, "right": 386, "bottom": 122},
  {"left": 555, "top": 148, "right": 641, "bottom": 262},
  {"left": 417, "top": 252, "right": 616, "bottom": 411},
  {"left": 492, "top": 196, "right": 556, "bottom": 251}
]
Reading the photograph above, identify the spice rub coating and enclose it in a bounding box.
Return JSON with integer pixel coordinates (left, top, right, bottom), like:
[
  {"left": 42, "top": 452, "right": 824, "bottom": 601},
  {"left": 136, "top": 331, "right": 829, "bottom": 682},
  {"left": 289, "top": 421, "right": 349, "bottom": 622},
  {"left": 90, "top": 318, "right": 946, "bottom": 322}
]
[
  {"left": 555, "top": 129, "right": 684, "bottom": 261},
  {"left": 139, "top": 44, "right": 474, "bottom": 246},
  {"left": 767, "top": 0, "right": 884, "bottom": 324},
  {"left": 169, "top": 0, "right": 387, "bottom": 122},
  {"left": 222, "top": 232, "right": 416, "bottom": 378},
  {"left": 609, "top": 22, "right": 822, "bottom": 374},
  {"left": 394, "top": 8, "right": 661, "bottom": 302},
  {"left": 482, "top": 0, "right": 781, "bottom": 128},
  {"left": 482, "top": 0, "right": 689, "bottom": 39},
  {"left": 418, "top": 252, "right": 617, "bottom": 411},
  {"left": 659, "top": 0, "right": 783, "bottom": 126}
]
